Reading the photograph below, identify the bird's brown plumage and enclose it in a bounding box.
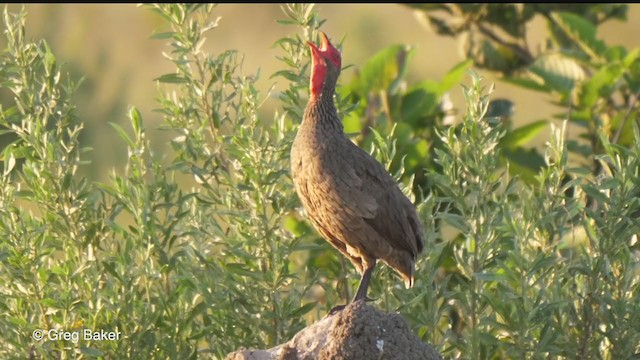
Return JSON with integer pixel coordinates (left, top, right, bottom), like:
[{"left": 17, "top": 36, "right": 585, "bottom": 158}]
[{"left": 290, "top": 32, "right": 424, "bottom": 303}]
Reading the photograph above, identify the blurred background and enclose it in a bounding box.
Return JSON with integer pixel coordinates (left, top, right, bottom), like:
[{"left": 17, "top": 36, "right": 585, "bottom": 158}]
[{"left": 3, "top": 4, "right": 640, "bottom": 180}]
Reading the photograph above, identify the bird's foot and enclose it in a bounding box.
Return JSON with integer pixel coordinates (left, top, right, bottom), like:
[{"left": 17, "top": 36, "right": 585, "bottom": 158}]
[
  {"left": 326, "top": 304, "right": 346, "bottom": 316},
  {"left": 326, "top": 297, "right": 377, "bottom": 317}
]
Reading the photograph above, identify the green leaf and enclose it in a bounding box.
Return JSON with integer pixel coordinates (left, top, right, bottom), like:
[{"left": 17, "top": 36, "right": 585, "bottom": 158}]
[
  {"left": 289, "top": 302, "right": 316, "bottom": 318},
  {"left": 478, "top": 40, "right": 518, "bottom": 73},
  {"left": 500, "top": 120, "right": 547, "bottom": 149},
  {"left": 40, "top": 298, "right": 60, "bottom": 308},
  {"left": 225, "top": 263, "right": 258, "bottom": 278},
  {"left": 598, "top": 177, "right": 619, "bottom": 190},
  {"left": 370, "top": 127, "right": 387, "bottom": 154},
  {"left": 500, "top": 77, "right": 550, "bottom": 93},
  {"left": 275, "top": 19, "right": 297, "bottom": 25},
  {"left": 528, "top": 254, "right": 558, "bottom": 276},
  {"left": 581, "top": 183, "right": 608, "bottom": 204},
  {"left": 441, "top": 213, "right": 468, "bottom": 233},
  {"left": 186, "top": 302, "right": 208, "bottom": 324},
  {"left": 401, "top": 80, "right": 439, "bottom": 126},
  {"left": 150, "top": 31, "right": 175, "bottom": 40},
  {"left": 3, "top": 150, "right": 15, "bottom": 176},
  {"left": 529, "top": 53, "right": 585, "bottom": 93},
  {"left": 605, "top": 45, "right": 626, "bottom": 62},
  {"left": 579, "top": 63, "right": 624, "bottom": 107},
  {"left": 474, "top": 271, "right": 508, "bottom": 282},
  {"left": 109, "top": 122, "right": 134, "bottom": 148},
  {"left": 271, "top": 37, "right": 298, "bottom": 49},
  {"left": 352, "top": 44, "right": 414, "bottom": 95},
  {"left": 128, "top": 106, "right": 143, "bottom": 137},
  {"left": 623, "top": 47, "right": 640, "bottom": 68},
  {"left": 271, "top": 69, "right": 300, "bottom": 82},
  {"left": 154, "top": 73, "right": 189, "bottom": 83},
  {"left": 440, "top": 59, "right": 472, "bottom": 93}
]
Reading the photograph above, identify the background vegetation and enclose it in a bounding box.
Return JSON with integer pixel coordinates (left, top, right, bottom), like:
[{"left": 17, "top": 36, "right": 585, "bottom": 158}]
[{"left": 0, "top": 4, "right": 639, "bottom": 359}]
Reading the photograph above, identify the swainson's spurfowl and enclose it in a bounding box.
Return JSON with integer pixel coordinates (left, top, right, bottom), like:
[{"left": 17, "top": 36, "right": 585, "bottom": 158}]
[{"left": 290, "top": 32, "right": 424, "bottom": 308}]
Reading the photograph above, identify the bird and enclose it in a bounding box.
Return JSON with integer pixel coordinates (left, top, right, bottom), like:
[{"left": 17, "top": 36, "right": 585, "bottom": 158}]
[{"left": 290, "top": 32, "right": 425, "bottom": 310}]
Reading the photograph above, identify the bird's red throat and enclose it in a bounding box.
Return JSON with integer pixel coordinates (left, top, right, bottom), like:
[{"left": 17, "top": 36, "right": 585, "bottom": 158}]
[
  {"left": 308, "top": 33, "right": 341, "bottom": 99},
  {"left": 309, "top": 47, "right": 327, "bottom": 99}
]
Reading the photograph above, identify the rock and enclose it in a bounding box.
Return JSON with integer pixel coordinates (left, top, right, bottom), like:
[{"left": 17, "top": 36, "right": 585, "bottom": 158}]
[{"left": 225, "top": 300, "right": 442, "bottom": 360}]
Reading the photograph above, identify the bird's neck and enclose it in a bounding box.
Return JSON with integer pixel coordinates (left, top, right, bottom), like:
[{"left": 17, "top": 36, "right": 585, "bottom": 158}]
[{"left": 304, "top": 89, "right": 343, "bottom": 133}]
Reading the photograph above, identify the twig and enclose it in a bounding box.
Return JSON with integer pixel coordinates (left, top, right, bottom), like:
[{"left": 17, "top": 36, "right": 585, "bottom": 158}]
[{"left": 476, "top": 23, "right": 534, "bottom": 65}]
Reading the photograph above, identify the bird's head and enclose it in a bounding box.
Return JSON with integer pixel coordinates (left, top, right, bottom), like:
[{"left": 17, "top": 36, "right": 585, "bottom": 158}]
[{"left": 308, "top": 32, "right": 342, "bottom": 99}]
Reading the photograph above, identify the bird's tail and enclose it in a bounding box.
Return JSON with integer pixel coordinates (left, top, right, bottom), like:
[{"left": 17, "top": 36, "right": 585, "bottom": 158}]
[
  {"left": 383, "top": 252, "right": 416, "bottom": 289},
  {"left": 404, "top": 274, "right": 414, "bottom": 289}
]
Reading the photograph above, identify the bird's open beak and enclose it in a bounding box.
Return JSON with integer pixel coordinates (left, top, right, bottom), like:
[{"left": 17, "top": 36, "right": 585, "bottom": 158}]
[
  {"left": 308, "top": 40, "right": 322, "bottom": 64},
  {"left": 319, "top": 32, "right": 330, "bottom": 51},
  {"left": 309, "top": 32, "right": 332, "bottom": 54}
]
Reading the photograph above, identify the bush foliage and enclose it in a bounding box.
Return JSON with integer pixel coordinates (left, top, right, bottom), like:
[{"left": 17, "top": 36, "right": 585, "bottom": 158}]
[{"left": 0, "top": 4, "right": 638, "bottom": 359}]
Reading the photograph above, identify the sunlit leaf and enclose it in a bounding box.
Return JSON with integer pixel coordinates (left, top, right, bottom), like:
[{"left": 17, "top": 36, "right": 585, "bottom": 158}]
[
  {"left": 529, "top": 53, "right": 585, "bottom": 93},
  {"left": 500, "top": 120, "right": 547, "bottom": 149}
]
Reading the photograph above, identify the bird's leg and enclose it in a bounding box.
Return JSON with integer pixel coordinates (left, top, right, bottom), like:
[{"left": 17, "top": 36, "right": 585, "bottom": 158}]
[
  {"left": 352, "top": 262, "right": 376, "bottom": 302},
  {"left": 327, "top": 261, "right": 377, "bottom": 317}
]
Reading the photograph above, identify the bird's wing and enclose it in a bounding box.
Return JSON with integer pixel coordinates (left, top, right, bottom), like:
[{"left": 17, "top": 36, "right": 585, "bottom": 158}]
[
  {"left": 320, "top": 157, "right": 379, "bottom": 219},
  {"left": 314, "top": 142, "right": 423, "bottom": 257},
  {"left": 353, "top": 147, "right": 424, "bottom": 257},
  {"left": 297, "top": 139, "right": 423, "bottom": 258}
]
